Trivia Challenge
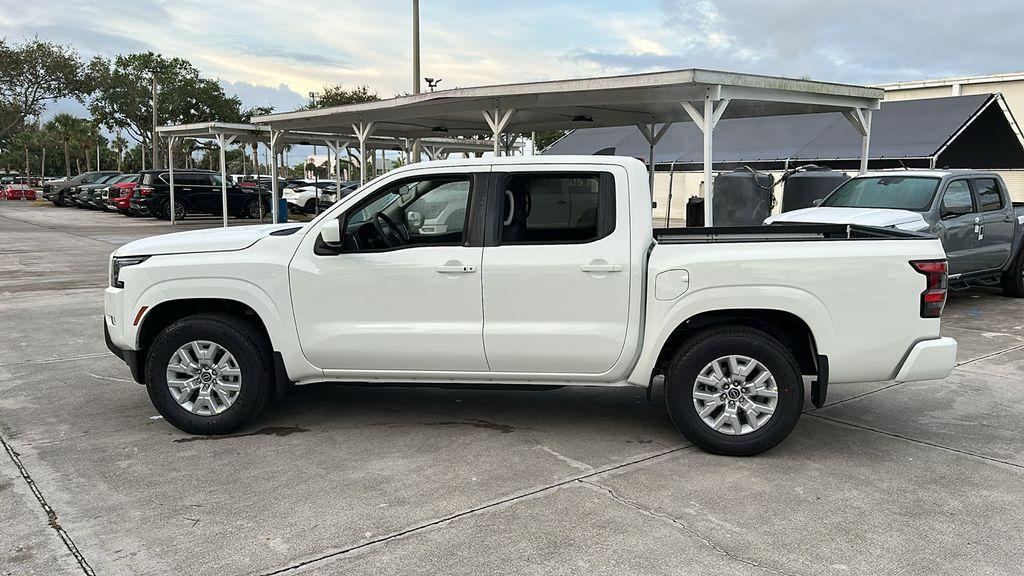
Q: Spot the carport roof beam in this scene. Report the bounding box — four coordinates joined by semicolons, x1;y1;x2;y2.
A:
251;68;883;139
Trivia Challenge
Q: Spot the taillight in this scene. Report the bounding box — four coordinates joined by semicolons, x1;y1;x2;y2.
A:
911;260;948;318
139;186;154;196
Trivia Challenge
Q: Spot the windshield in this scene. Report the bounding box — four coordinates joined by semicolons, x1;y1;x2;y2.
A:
821;176;940;211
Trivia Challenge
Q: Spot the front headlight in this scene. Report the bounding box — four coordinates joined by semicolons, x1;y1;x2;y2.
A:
110;256;150;288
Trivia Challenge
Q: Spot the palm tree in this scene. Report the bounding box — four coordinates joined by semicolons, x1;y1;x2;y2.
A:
46;113;89;178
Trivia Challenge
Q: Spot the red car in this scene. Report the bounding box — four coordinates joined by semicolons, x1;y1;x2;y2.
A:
107;181;139;215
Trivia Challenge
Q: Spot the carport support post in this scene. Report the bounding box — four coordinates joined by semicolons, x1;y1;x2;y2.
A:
636;122;672;199
682;96;730;227
167;136;178;226
483;107;516;157
216;133;237;228
843;108;873;174
353;121;377;185
269;129;286;223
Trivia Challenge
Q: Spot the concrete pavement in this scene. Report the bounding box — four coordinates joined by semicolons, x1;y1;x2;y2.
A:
1;201;1022;575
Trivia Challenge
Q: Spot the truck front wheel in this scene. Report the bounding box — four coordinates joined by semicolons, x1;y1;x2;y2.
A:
1000;249;1024;297
145;313;273;435
664;325;804;456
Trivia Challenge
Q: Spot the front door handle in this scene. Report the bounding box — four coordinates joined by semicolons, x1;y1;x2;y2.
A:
581;263;623;273
436;261;477;274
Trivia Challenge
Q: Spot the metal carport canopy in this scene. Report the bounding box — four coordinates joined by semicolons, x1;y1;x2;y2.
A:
252;68;883;225
156;122;495;226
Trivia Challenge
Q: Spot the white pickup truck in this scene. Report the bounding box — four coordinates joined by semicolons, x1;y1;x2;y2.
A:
105;156;957;455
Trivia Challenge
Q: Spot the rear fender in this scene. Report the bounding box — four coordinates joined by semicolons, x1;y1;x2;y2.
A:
628;285;836;386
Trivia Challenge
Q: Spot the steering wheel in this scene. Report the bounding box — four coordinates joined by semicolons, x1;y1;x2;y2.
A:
373;211;409;247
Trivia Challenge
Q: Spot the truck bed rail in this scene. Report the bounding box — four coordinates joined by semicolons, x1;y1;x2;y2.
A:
654;224;931;244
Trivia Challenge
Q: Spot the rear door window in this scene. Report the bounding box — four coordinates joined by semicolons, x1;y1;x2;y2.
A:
973;178;1004;212
499;173;614;244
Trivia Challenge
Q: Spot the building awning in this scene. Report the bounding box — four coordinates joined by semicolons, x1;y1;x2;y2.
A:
544;93;1024;170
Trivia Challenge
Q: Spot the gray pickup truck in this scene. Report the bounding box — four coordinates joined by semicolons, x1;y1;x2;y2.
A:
767;170;1024;296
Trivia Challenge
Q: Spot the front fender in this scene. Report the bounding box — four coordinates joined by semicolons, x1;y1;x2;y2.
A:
627;285;836;385
129;277;320;382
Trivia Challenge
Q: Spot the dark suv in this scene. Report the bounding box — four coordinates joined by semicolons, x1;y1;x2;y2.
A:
132;170;270;220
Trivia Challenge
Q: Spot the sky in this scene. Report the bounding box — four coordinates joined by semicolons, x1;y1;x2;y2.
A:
3;0;1024;122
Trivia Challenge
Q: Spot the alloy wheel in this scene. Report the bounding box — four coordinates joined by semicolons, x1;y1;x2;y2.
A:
165;340;242;416
691;354;778;435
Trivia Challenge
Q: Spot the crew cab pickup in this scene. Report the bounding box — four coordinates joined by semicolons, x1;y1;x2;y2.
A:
767;170;1024;296
105;156;957;455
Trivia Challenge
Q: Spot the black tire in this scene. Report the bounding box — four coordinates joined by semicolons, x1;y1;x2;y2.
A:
245;199;262;219
160;199;187;220
664;325;804;456
145;313;273;435
304;199;317;214
1000;249;1024;297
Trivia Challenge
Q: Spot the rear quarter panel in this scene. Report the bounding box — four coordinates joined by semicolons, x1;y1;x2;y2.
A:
631;237;946;385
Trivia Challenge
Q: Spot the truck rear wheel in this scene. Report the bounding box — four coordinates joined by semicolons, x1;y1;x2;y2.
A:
1000;249;1024;297
664;325;804;456
145;313;272;435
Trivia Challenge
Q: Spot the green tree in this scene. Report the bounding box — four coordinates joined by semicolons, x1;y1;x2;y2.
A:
46;113;90;178
533;130;567;152
88;52;243;167
305;85;379;109
0;37;93;142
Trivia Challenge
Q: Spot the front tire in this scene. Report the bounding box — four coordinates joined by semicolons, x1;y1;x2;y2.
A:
1001;249;1024;297
145;313;272;435
664;325;804;456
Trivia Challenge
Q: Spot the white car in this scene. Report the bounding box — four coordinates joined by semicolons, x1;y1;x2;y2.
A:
104;156;956;455
282;182;332;213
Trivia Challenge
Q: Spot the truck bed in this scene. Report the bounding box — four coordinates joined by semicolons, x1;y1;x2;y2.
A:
654;223;929;244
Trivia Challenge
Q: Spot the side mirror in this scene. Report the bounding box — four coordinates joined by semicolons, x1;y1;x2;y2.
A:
319;218;342;245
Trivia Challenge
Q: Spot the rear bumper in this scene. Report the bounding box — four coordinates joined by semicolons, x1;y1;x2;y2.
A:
895;337;957;382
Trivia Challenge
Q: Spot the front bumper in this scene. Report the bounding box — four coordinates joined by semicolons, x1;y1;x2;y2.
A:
104;321;143;383
895;337;957;382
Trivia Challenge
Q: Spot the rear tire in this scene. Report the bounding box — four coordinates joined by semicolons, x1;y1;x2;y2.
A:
304;199;317;214
664;325;804;456
160;200;187;221
245;199;262;219
1001;249;1024;297
145;313;273;435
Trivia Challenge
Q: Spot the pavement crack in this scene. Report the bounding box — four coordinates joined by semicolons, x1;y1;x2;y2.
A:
805;412;1024;470
0;431;95;576
955;343;1024;367
579;480;802;576
258;444;693;575
804;340;1024;413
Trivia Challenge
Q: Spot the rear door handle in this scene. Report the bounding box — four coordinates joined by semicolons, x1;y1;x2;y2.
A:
436;262;477;274
580;263;623;273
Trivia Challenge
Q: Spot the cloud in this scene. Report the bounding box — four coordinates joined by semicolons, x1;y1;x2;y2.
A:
218;80;307;112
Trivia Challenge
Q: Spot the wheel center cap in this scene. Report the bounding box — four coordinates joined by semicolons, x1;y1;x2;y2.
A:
199;372;213;383
727;388;741;399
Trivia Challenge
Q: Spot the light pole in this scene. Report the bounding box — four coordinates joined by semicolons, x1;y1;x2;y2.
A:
411;0;422;163
425;77;442;92
151;72;160;169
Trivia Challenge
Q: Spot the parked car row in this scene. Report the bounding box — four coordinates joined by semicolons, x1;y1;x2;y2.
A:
41;169;274;221
0;176;37;200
